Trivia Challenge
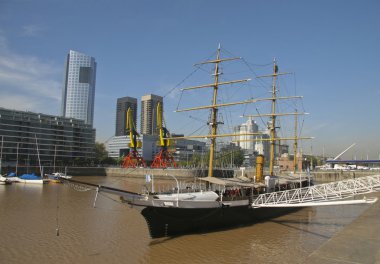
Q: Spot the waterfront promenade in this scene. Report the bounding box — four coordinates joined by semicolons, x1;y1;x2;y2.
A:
307;191;380;264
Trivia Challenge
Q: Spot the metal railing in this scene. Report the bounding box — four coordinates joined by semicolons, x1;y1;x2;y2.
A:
252;175;380;207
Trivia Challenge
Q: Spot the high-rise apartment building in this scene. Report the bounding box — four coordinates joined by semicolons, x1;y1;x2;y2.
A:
115;96;138;136
140;94;163;135
234;118;271;165
0;107;95;168
235;118;259;152
61;50;97;125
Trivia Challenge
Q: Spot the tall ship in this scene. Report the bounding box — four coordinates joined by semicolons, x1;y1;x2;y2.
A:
65;46;380;239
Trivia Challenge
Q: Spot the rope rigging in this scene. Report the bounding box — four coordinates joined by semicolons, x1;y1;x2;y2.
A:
56;185;60;236
167;46;311;171
167;50;216;105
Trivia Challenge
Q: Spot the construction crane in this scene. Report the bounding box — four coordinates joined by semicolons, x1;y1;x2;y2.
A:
151;102;177;168
122;107;146;168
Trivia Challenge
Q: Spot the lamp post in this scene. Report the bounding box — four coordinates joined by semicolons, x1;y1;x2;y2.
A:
166;173;179;207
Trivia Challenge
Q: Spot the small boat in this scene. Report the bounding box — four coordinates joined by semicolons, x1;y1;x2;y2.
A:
2;172;47;184
44;172;72;183
45;174;62;183
0;135;48;184
48;172;72;179
0;175;12;185
18;173;48;184
2;173;21;183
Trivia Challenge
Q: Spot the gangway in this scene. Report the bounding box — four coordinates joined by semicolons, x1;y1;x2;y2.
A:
252;175;380;208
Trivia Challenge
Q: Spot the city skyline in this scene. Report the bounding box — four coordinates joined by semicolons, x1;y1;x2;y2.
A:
0;1;379;159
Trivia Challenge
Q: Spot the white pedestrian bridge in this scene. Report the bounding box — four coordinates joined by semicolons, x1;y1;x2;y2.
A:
252;175;380;208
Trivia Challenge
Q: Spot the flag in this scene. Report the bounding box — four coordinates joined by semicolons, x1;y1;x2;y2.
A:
145;174;151;183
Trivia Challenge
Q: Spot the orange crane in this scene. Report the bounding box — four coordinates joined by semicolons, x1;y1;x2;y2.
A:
122;107;146;168
151;102;177;168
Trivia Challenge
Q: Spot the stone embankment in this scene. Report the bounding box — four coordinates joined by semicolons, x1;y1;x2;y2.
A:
66;166;378;182
308;170;379;183
66;167;234;179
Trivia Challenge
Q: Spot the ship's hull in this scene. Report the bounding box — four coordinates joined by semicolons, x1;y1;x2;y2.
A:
140;203;300;238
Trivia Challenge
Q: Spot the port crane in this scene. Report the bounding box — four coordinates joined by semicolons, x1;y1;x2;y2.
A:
122;107;146;168
151;102;177;168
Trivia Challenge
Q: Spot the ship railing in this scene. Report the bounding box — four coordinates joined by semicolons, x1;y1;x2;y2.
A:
252;175;380;207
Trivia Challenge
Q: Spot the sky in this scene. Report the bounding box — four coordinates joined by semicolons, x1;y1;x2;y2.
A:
0;0;379;160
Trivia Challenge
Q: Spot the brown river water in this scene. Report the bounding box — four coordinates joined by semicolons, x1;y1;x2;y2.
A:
0;176;373;264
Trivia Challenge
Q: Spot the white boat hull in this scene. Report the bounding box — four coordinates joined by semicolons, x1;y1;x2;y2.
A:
0;175;46;184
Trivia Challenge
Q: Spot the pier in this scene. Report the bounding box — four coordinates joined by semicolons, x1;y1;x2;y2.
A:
307;191;380;264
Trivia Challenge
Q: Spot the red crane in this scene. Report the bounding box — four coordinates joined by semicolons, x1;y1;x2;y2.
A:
122;107;146;168
151;102;177;168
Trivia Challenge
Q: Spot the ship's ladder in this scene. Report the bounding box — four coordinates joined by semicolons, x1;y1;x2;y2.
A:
252;175;380;208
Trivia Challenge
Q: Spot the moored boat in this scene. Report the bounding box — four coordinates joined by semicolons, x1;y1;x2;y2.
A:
45;172;72;183
1;172;47;184
89;46;315;238
18;173;47;184
0;175;12;185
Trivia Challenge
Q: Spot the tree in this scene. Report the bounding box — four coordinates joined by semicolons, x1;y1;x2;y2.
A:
94;142;109;164
177;148;245;168
215;148;244;168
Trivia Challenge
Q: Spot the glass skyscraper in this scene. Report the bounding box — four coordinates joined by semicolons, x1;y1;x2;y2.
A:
115;96;138;136
61;50;97;125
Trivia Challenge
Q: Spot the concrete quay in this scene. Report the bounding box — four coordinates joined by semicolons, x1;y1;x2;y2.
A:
65;166;379;181
306;192;380;264
66;167;234;178
311;170;380;183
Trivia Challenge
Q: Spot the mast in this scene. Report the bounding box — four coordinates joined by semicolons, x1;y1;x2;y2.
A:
35;134;42;176
293;109;298;173
236;62;312;176
255;59;296;176
269;59;278;176
173;45;247;177
208;45;221;177
169;48;313;180
173;46;286;176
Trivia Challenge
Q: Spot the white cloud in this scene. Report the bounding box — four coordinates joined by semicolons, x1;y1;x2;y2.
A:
0;91;41;111
0;32;61;115
21;24;46;37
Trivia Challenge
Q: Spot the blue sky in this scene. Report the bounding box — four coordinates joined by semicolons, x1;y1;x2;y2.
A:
0;0;379;159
